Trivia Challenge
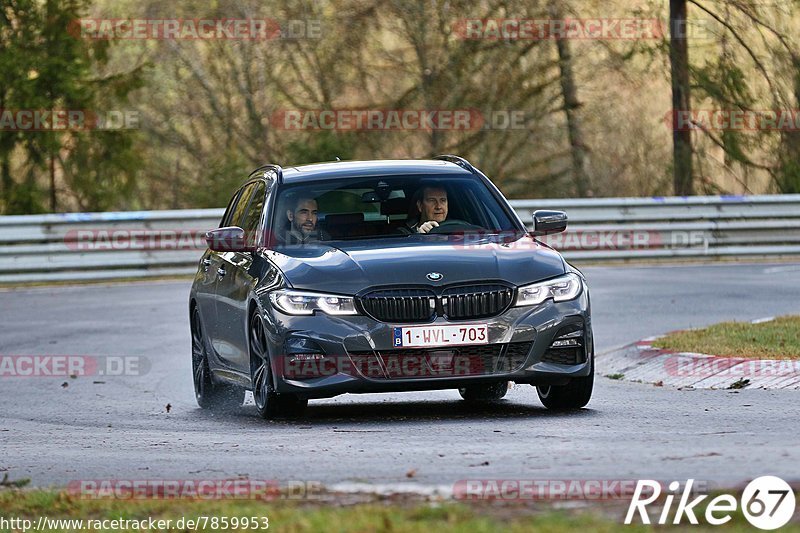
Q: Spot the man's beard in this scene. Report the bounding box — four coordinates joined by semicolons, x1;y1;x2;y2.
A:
298;224;315;235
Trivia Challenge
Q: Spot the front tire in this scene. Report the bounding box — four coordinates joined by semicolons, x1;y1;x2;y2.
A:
191;308;243;411
537;355;594;410
250;313;307;419
458;381;509;401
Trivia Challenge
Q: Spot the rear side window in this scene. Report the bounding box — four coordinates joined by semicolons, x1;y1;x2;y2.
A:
227;183;256;228
242;182;267;247
219;190;241;228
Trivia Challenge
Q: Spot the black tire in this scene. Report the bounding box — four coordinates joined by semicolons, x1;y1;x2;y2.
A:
458;381;509;401
250;313;308;419
537;355;594;410
191;308;243;411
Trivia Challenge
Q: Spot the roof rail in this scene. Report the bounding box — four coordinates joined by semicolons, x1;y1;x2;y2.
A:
248;164;283;184
433;154;477;174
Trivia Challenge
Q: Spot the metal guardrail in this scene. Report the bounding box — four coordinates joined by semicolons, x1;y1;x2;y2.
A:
514;194;800;261
1;195;799;283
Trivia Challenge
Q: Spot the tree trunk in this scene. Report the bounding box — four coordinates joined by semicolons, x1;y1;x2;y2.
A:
0;90;11;210
670;0;694;195
550;2;591;197
776;56;800;193
0;156;10;212
49;153;56;212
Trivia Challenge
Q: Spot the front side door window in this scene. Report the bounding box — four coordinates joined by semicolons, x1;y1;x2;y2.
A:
214;181;265;370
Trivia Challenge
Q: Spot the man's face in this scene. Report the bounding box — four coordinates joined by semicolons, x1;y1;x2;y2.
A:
417;187;448;223
287;199;318;236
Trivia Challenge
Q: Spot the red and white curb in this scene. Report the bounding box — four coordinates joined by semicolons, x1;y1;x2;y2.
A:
598;336;800;390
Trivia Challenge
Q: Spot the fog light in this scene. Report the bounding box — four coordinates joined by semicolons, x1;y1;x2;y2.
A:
289;353;325;362
549;327;584;349
541;324;586;365
551;338;580;348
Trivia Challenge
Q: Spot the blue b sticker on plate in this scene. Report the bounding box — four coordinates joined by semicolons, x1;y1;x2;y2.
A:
393;328;403;347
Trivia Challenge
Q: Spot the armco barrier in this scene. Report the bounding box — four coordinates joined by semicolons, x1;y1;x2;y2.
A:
1;195;799;283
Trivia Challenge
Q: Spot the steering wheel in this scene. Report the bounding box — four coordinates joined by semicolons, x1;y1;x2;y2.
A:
427;219;484;234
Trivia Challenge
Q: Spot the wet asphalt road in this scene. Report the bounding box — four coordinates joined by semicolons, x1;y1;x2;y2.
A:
1;262;799;489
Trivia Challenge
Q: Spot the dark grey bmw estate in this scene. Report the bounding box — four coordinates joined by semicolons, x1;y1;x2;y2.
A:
189;156;593;418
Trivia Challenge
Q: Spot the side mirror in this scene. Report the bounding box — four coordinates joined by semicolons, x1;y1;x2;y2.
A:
205;226;254;252
531;210;568;236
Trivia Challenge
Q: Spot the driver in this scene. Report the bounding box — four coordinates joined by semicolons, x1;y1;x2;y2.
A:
403;185;449;234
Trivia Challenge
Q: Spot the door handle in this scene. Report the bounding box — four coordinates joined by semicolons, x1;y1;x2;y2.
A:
202;258;211;272
217;267;226;279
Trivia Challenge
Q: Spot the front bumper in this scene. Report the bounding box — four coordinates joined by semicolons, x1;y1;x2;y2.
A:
262;291;592;399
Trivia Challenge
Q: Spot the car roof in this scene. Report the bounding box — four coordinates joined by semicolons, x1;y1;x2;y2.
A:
279;159;474;183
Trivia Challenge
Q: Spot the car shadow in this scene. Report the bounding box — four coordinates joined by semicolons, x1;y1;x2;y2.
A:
192;397;597;427
303;400;596;424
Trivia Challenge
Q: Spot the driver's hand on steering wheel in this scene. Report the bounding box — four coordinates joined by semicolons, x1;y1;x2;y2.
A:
417;221;440;234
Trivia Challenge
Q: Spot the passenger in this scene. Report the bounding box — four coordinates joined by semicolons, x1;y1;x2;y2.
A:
283;195;327;244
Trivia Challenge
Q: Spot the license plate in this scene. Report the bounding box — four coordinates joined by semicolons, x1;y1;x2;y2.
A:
393;324;488;348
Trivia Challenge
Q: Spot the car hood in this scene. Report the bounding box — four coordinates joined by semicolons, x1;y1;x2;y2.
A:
263;234;566;294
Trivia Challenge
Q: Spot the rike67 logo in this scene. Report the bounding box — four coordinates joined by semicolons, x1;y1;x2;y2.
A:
626;477;796;530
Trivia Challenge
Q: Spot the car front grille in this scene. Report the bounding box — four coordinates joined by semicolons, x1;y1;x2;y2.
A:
443;284;514;320
359;288;436;323
348;341;532;379
358;284;515;323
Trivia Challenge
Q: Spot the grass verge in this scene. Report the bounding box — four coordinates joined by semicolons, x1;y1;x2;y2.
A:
653;315;800;359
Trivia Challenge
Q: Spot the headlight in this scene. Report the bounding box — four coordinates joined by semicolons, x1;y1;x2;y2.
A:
269;289;359;316
514;273;582;307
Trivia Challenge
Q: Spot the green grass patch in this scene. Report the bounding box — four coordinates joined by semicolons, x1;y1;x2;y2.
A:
1;489;796;532
0;490;614;533
0;474;30;489
605;373;625;380
653;316;800;359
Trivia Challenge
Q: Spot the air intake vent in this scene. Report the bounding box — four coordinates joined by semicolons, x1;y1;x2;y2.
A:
541;323;585;365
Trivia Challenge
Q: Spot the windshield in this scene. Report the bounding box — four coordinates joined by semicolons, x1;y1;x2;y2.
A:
270;174;522;244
